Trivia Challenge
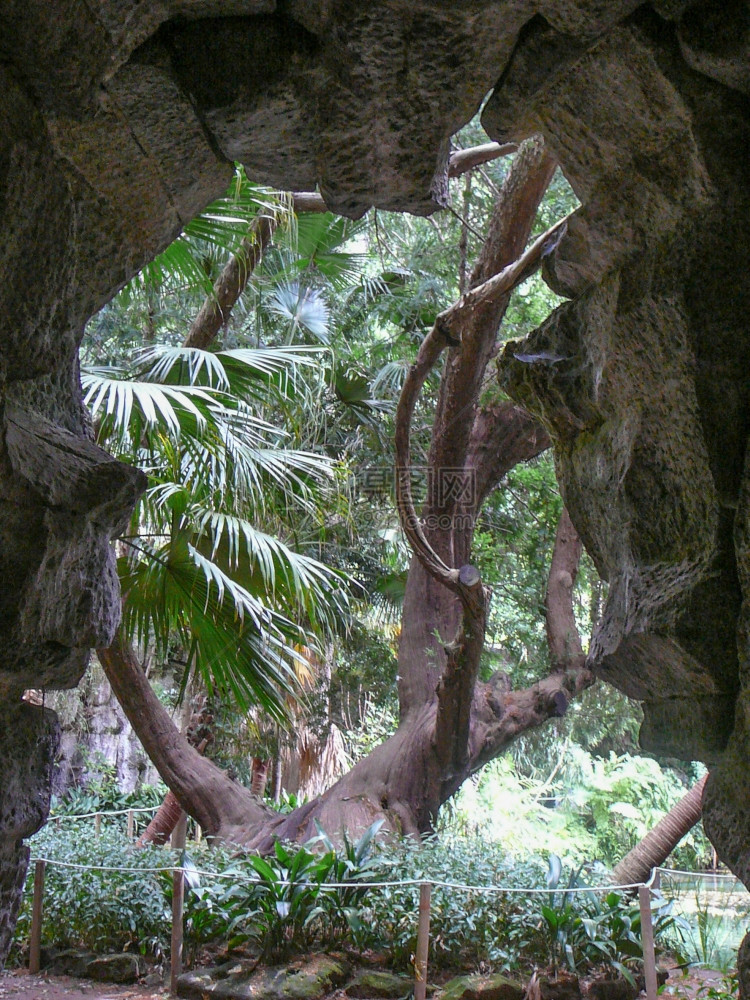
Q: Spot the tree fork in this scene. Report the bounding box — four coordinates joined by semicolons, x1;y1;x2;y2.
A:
97;138;598;847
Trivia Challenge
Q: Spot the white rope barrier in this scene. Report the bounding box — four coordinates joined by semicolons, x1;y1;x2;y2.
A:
656;865;743;881
50;806;159;821
30;857;180;874
35;851;750;899
28;856;657;894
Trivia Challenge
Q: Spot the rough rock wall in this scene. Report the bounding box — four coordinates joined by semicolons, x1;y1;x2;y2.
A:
51;664;162;797
0;704;58;961
493;0;750;910
0;0;749;970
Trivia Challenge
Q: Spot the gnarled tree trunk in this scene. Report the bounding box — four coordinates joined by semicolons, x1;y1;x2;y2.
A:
99;138;596;848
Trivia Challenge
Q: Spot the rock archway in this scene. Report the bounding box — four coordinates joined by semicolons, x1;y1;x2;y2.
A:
0;0;749;969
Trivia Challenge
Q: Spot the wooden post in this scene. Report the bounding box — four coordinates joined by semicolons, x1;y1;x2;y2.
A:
414;882;432;1000
170;811;188;996
29;860;46;974
171;811;187;850
638;884;658;1000
195;824;202;845
126;809;134;840
94;812;102;837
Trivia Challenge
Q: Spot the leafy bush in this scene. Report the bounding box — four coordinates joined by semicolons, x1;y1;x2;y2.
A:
12;819;693;982
532;857;683;983
50;769;167;840
442;750;713;872
361;836;548;971
14;825;174;957
204;821;383;962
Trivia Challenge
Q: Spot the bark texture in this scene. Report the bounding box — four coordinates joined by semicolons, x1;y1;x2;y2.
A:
611;774;708;887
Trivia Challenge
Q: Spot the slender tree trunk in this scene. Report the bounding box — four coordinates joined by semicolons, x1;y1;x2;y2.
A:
137;790;184;847
611;774;708;885
251;758;270;798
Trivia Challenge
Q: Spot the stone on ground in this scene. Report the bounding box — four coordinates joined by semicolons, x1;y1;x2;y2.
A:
346;969;412;998
439;972;524;1000
177;953;350;1000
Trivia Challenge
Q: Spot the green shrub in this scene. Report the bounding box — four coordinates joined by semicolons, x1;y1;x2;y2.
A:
361;836;548;971
15;825;174;956
207;821;383;962
530;857;683;982
12;819;691;981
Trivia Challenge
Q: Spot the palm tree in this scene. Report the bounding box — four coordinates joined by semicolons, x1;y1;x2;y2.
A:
84;342;348;722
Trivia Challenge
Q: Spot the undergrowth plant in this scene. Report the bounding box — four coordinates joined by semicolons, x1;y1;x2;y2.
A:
12;822;704;983
14;825;174;958
184;820;384;962
362;835;547;971
536;856;684;983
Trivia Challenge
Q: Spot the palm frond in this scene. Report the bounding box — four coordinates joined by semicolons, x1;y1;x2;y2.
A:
370;359;410;398
188;507;348;630
119;538;305;721
268;282;330;343
82;367;216;444
133;343;325;399
120;168;292;301
289;213;369;290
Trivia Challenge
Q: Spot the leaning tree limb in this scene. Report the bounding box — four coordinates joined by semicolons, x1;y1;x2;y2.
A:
611;774;708;886
448;142;518;177
546;507;586;672
98;630;274;840
394;213;570;598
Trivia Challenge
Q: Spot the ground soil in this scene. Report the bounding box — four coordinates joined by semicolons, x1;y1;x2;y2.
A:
0;970;168;1000
0;964;731;1000
660;965;733;998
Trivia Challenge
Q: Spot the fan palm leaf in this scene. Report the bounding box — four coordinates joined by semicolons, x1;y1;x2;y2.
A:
86;343;349;721
119;538;304;720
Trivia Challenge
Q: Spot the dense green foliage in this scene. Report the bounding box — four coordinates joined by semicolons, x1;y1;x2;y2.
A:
442;750;712;872
15;826;174;956
16;823;724;976
51;127;725;983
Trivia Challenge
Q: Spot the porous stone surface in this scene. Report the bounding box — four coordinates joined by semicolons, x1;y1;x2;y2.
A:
86;953;143;983
439;972;524;1000
177;954;350;1000
0;0;749;979
493;2;750;913
346;970;412;999
0;704;59;963
51;662;163;796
